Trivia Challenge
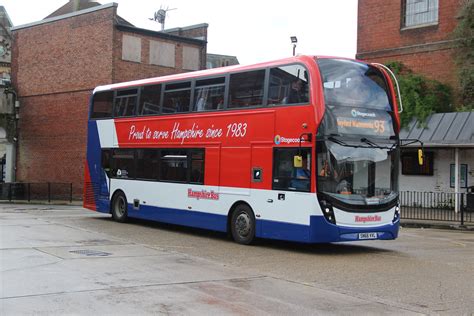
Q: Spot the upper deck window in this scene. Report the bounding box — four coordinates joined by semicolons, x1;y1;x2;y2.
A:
139;84;161;116
114;89;138;117
163;82;191;114
193;77;226;111
228;70;265;108
402;0;438;28
318;59;391;111
91;91;113;119
269;65;309;105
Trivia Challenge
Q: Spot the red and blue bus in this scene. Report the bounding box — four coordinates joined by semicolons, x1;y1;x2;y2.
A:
84;55;401;244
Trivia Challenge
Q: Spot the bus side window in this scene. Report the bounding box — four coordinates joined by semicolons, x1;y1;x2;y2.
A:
91;91;113;119
111;149;135;179
163;82;191;114
273;148;311;192
139;85;161;116
228;70;265;108
101;149;112;177
114;89;138;117
269;65;309;106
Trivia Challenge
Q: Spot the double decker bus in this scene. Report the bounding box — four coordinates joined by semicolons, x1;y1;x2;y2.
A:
84;55;401;244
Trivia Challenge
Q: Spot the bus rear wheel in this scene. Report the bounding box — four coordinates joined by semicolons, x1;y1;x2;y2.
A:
111;191;128;223
230;204;255;245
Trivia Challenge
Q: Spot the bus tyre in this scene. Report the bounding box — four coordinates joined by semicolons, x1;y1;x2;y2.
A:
111;191;128;223
231;204;255;245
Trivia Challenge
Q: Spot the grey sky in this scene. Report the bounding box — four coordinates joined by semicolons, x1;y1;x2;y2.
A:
3;0;358;65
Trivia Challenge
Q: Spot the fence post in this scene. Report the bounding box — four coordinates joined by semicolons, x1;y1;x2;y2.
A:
70;183;73;203
48;182;51;203
8;182;11;202
460;193;464;226
28;183;31;202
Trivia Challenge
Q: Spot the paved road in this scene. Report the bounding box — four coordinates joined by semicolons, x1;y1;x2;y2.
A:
1;204;473;315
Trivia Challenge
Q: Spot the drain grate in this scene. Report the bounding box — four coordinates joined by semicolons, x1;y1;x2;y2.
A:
69;249;112;257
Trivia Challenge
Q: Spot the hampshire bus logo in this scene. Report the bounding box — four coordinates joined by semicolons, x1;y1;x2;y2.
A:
188;189;219;200
355;215;382;223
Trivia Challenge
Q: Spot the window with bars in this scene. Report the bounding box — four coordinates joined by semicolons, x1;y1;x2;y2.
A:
403;0;439;28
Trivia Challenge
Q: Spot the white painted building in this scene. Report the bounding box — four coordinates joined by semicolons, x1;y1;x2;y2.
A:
399;112;474;211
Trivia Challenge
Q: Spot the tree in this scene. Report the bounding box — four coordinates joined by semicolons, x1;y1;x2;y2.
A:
453;0;474;109
385;61;453;127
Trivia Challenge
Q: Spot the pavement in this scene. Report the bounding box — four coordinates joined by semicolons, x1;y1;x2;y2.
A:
0;204;430;315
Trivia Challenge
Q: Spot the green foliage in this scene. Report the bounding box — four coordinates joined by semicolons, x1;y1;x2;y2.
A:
385;61;453;127
453;0;474;108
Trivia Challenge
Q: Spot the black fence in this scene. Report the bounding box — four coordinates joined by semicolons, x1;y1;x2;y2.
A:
0;182;73;203
400;191;474;225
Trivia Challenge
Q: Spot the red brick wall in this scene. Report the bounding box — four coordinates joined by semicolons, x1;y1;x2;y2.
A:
12;5;208;199
12;7;116;198
357;0;463;89
16;91;89;197
112;30;205;83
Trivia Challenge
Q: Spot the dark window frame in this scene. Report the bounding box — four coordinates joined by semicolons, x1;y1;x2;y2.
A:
113;88;139;118
90;63;311;120
272;147;312;192
102;148;205;185
401;151;434;176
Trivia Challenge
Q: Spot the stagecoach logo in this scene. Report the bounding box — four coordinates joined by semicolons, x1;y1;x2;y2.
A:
274;135;300;145
355;215;382;223
188;189;219;200
274;135;281;145
351;109;376;118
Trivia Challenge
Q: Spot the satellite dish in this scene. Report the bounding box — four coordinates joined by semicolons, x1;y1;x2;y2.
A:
149;6;177;31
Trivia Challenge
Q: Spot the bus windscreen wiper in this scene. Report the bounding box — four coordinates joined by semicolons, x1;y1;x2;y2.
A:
360;137;395;150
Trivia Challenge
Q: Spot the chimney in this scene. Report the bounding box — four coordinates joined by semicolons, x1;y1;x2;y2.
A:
72;0;81;12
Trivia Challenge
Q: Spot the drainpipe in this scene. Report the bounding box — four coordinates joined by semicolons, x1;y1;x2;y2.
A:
455;147;460;213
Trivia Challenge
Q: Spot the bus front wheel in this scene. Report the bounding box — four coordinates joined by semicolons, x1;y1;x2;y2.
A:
230;204;255;245
111;191;128;223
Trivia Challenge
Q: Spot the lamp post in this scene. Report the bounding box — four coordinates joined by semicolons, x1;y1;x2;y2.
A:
290;36;298;56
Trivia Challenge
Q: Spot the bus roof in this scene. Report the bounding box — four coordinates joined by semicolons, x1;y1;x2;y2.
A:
93;55;364;94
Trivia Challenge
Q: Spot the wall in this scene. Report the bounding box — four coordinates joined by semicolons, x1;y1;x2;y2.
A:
399;148;474;193
113;29;204;83
357;0;463;89
12;6;116;197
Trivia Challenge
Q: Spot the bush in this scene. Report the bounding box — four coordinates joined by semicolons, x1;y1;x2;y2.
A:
385;61;453;127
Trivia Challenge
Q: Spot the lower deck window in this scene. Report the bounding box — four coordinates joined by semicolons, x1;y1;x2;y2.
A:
273;148;311;192
102;148;204;184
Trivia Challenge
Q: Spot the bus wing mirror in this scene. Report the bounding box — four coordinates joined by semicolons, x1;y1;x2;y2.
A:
294;155;303;168
418;148;424;166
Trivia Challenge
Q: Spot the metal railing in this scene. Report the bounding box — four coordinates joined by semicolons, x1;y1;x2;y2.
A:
0;182;73;203
400;191;473;225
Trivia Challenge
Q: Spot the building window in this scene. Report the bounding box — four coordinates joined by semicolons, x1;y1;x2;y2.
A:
150;41;175;67
183;46;200;70
450;164;468;188
122;35;142;63
403;0;439;28
401;151;434;175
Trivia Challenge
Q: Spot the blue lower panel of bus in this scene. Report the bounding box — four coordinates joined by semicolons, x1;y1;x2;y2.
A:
260;217;399;243
99;202;399;243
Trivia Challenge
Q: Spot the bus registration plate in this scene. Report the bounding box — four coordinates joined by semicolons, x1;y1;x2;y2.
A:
358;232;378;240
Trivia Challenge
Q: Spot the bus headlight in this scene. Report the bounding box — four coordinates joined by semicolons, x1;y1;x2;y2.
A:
393;205;400;222
320;200;336;224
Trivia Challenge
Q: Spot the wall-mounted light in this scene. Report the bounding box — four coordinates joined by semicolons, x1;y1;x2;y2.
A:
290;36;298;56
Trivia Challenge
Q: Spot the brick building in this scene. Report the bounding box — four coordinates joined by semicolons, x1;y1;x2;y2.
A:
12;2;207;198
356;0;464;91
